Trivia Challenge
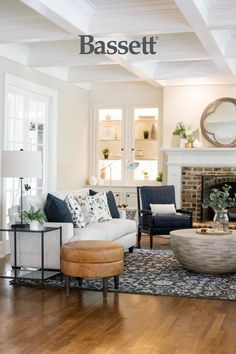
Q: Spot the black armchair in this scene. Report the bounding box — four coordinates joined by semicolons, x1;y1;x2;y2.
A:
137;185;192;248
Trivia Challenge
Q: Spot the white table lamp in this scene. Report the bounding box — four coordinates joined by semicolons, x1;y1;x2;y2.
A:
1;150;42;227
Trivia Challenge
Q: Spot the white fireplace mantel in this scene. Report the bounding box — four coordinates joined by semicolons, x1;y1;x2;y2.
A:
161;148;236;208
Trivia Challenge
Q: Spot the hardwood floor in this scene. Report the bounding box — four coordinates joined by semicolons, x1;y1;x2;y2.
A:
0;236;236;354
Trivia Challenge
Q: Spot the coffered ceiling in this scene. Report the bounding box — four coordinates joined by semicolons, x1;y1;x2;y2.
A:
1;0;236;88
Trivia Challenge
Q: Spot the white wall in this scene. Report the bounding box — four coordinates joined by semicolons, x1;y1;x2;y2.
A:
163;85;236;148
0;55;89;191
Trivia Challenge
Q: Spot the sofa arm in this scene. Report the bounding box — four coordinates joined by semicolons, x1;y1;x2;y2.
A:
43;222;74;243
118;209;126;219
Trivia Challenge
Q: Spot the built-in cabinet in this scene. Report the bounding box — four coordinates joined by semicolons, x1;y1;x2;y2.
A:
89;104;160;208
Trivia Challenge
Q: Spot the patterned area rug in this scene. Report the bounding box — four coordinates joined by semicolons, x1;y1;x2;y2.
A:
12;249;236;300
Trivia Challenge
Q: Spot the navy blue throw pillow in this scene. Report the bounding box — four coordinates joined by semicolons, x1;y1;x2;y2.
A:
44;193;73;223
89;190;120;219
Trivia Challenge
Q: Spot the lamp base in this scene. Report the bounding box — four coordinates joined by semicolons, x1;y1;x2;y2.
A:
11;223;30;229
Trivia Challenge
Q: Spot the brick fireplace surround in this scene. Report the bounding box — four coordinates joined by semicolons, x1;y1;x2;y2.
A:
181;166;236;221
162;148;236;222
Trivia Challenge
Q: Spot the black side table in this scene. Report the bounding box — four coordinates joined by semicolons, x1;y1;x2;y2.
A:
0;226;62;283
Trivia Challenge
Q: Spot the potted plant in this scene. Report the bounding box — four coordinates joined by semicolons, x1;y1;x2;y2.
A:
102;148;110;159
202;184;236;231
156;172;163;183
22;206;45;230
185;125;198;148
173;122;198;148
143;130;149;139
142;170;149;180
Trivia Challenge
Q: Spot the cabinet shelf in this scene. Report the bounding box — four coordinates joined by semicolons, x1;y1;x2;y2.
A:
100;139;121;142
135;118;157;122
135;158;158;161
135;139;157;141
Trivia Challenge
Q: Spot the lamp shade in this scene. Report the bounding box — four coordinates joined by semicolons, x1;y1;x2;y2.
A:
1;150;42;178
126;161;140;170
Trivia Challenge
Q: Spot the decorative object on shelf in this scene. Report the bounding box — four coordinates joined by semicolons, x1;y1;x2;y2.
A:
137;150;143;157
180;138;187;148
156;172;163;183
193;139;202;148
1;149;42;228
172;122;186;139
202;184;236;232
185;125;198;147
102;148;110;159
173;122;198;148
185;142;193;148
142;171;149;180
89;176;98;186
114;131;119;140
150;122;157;139
143;130;149;139
22;206;45;230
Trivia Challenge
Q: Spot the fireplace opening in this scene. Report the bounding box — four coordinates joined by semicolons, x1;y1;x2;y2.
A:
201;175;236;221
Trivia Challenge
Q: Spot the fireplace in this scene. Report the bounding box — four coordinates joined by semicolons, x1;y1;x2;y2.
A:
201;175;236;221
162;147;236;222
181;166;236;222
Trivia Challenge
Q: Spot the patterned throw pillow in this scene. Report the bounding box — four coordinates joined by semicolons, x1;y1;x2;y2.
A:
76;192;112;224
65;195;86;228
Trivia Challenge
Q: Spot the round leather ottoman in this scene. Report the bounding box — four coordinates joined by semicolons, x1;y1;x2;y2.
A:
61;240;124;297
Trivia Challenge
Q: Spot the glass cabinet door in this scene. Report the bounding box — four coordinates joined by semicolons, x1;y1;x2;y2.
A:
98;108;123;184
133;107;159;182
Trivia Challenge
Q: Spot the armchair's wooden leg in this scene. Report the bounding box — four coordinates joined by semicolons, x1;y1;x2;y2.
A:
114;275;119;289
129;246;134;253
138;228;142;248
150;234;153;249
103;277;108;298
65;275;70;296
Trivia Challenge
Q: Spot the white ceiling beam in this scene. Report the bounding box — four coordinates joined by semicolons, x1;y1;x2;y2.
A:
175;0;234;79
67;65;140;83
0;44;29;65
20;0;95;35
27;40;114;67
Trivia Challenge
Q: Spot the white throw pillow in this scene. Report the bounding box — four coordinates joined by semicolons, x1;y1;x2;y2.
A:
76;192;112;224
150;204;176;215
65;195;86;228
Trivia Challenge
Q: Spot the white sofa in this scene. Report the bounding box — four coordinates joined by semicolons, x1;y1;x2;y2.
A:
9;188;136;270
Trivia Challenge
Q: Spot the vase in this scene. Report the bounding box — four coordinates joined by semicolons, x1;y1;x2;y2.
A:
213;210;229;232
30;220;39;230
180;138;187;148
185;142;193;148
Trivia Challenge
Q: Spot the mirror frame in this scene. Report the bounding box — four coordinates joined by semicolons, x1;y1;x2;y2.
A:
200;97;236;147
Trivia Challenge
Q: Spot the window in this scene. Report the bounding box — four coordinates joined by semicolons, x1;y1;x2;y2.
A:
2;74;57;254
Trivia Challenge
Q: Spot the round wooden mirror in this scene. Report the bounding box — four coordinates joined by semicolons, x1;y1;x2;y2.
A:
201;97;236;147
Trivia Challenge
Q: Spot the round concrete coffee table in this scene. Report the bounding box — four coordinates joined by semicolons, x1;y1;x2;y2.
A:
170;228;236;274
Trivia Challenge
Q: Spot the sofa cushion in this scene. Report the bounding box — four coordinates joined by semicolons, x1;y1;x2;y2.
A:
73;219;136;242
153;213;191;228
76;192;112;224
89;190;120;218
150;203;176;215
65;195;86;228
44;193;73;223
